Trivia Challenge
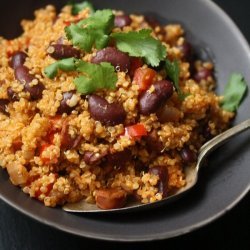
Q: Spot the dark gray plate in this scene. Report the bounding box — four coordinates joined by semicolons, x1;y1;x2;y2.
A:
0;0;249;242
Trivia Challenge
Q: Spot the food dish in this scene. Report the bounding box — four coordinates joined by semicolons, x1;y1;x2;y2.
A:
0;0;249;242
0;1;241;210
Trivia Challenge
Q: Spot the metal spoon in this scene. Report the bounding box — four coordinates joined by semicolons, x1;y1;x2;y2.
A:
63;119;250;213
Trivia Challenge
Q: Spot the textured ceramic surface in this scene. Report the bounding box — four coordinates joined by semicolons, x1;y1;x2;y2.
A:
0;0;249;241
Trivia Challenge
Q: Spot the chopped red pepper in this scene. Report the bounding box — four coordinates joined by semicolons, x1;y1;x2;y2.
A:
133;67;157;91
125;124;147;139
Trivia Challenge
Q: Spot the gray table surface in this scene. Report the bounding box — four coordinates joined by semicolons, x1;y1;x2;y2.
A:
0;0;250;249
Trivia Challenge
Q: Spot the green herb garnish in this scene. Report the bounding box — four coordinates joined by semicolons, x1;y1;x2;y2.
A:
44;58;117;94
111;29;166;67
44;57;78;79
71;1;94;15
74;61;117;94
221;73;248;112
165;59;187;100
65;9;114;52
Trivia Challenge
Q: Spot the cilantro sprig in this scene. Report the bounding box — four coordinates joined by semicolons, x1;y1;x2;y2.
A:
221;73;248;112
165;59;187;100
111;29;167;67
74;61;117;94
44;58;78;79
44;58;117;94
70;1;95;16
65;9;114;52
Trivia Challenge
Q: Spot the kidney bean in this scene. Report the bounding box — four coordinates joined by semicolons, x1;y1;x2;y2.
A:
91;47;130;72
0;99;10;115
14;66;33;83
7;87;19;102
95;188;127;209
10;51;27;69
139;80;173;115
88;94;126;126
177;41;193;62
107;149;132;167
180;146;197;163
83;150;108;165
24;81;45;100
145;130;164;153
114;15;132;28
60;121;82;150
193;68;212;82
57;91;77;115
47;44;81;60
14;66;44;100
149;166;168;197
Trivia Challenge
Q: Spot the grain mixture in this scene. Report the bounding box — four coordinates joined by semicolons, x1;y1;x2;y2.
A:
0;3;234;209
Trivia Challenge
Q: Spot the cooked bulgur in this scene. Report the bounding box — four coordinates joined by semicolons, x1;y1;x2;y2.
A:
0;3;234;209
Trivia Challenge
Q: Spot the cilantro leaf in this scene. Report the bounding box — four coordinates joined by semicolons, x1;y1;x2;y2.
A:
71;1;94;15
44;57;77;79
111;29;167;67
65;9;114;52
74;61;117;94
221;73;248;112
165;59;187;100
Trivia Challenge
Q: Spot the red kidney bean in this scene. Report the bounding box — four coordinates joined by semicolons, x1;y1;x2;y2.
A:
83;150;108;165
145;130;164;153
91;47;130;72
47;44;81;60
10;51;27;69
88;94;126;126
114;15;132;28
57;91;77;115
60;121;82;150
14;66;44;100
177;41;193;62
180;146;197;163
193;68;212;82
95;188;127;209
149;166;168;197
107;149;132;167
7;87;19;102
139;80;173;115
0;99;10;115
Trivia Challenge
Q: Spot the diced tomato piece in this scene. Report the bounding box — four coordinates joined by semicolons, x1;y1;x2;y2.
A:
125;124;147;139
133;67;157;91
64;20;71;26
129;57;143;78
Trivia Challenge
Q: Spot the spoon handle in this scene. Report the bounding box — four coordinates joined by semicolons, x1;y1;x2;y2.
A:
198;119;250;167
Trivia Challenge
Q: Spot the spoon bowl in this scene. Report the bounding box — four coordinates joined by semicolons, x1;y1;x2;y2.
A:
63;119;250;213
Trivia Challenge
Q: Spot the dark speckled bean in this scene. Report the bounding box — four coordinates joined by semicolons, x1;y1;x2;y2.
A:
139;80;173;115
47;44;81;60
88;94;126;126
91;47;130;72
